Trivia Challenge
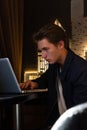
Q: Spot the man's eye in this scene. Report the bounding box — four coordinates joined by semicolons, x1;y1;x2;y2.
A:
45;48;49;51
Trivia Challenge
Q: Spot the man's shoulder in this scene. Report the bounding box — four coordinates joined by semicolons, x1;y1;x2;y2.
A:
68;49;87;65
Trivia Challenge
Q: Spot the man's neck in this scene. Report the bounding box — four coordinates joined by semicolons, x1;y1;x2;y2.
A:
58;49;68;66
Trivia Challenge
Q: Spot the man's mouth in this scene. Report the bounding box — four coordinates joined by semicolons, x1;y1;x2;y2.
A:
46;59;50;62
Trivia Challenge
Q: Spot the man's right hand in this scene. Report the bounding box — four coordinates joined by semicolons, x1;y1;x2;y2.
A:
20;80;39;90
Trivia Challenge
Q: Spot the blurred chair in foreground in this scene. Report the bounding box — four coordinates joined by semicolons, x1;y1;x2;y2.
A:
51;103;87;130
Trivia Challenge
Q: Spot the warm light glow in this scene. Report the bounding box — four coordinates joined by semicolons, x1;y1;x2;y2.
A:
24;70;38;74
85;50;87;60
24;51;49;81
54;19;65;31
24;70;39;81
54;19;62;27
38;51;49;73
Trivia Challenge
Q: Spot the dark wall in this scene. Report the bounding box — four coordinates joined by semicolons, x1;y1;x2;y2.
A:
84;0;87;16
23;0;71;71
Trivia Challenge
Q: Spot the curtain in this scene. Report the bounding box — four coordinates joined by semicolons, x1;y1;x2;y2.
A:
0;0;24;82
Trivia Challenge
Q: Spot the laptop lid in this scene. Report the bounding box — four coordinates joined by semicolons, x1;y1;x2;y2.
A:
0;58;22;93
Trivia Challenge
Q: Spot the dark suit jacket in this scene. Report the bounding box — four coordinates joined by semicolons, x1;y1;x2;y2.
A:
34;49;87;126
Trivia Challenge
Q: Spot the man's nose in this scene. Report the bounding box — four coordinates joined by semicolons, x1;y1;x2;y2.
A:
42;51;46;58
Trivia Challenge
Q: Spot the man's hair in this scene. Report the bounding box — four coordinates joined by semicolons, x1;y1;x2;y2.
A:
33;23;69;49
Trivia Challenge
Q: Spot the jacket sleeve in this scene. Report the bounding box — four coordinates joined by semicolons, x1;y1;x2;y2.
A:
32;68;49;89
72;67;87;105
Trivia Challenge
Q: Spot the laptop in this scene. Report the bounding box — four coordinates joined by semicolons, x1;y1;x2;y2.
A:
0;58;48;94
0;58;22;94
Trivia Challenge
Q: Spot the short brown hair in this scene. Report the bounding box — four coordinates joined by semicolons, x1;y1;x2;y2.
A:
33;23;69;49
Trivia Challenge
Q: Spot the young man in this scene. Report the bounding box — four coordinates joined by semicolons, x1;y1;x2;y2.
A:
20;23;87;129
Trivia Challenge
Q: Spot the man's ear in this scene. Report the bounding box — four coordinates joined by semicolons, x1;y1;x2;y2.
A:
58;40;64;49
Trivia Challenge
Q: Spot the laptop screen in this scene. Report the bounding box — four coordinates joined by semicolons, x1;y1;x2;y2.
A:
0;58;22;93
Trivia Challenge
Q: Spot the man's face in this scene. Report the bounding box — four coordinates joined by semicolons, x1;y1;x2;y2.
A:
37;39;63;64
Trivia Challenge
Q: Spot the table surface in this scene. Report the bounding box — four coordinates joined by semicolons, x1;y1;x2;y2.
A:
0;88;48;104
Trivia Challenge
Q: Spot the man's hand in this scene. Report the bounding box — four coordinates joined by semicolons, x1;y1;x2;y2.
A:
20;80;39;90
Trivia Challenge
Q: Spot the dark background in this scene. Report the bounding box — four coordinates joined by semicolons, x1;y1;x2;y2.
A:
23;0;71;70
0;0;72;82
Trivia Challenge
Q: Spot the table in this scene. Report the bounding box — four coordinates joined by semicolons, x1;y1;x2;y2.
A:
0;93;38;130
0;89;48;130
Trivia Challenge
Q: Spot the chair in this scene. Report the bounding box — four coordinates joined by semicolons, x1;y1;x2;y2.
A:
51;103;87;130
